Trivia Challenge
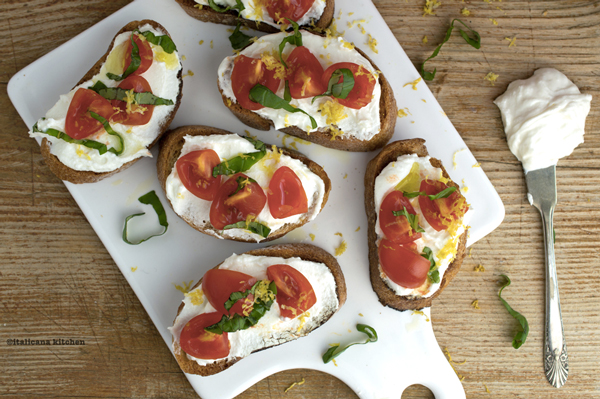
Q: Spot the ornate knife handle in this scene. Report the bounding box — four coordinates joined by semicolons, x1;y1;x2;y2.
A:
539;201;569;388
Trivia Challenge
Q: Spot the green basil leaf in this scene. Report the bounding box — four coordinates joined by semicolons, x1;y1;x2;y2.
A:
32;122;122;156
498;274;529;349
224;280;260;311
278;19;302;68
402;191;425;198
421;19;481;81
230;175;258;196
421;246;440;284
138;30;177;54
229;22;254;50
122;190;169;245
88;112;124;155
107;32;140;81
322;323;378;364
312;68;355;104
284;80;291;102
223;220;271;238
89;85;174;106
249;84;317;129
244;135;267;152
208;0;245;13
403;187;457;200
212;136;267;177
392;207;425;233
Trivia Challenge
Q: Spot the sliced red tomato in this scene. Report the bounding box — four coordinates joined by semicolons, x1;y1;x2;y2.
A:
418;180;469;231
231;55;281;111
65;88;114;140
176;149;222;201
203;269;257;316
267;166;308;219
265;0;315;23
179;312;230;359
124;34;154;76
286;46;326;99
209;173;267;230
110;75;154;125
378;239;430;289
322;62;376;110
379;191;422;244
267;264;316;319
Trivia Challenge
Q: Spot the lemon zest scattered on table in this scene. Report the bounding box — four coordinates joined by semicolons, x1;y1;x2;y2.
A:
444;347;466;381
474;264;485;272
423;0;441;16
422;35;428;44
484;72;499;85
461;7;470;16
471;299;480;309
505;36;517;47
489;18;498;25
284;377;306;393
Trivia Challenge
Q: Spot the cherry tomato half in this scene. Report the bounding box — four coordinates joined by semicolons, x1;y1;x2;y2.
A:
209;173;267;230
65;88;114;140
110;75;154;125
265;0;315;23
286;46;326;99
418;180;469;231
379;191;422;244
231;55;281;111
203;269;258;316
124;34;154;76
267;166;308;219
322;62;376;110
176;149;222;201
378;239;430;289
267;264;317;319
179;312;230;359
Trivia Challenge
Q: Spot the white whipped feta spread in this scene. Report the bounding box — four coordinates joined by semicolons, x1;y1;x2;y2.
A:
169;253;339;366
193;0;326;29
374;154;470;298
30;24;182;173
494;68;592;172
218;31;382;141
165;134;326;242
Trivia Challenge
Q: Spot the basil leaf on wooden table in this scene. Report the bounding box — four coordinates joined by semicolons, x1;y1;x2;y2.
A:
498;274;529;349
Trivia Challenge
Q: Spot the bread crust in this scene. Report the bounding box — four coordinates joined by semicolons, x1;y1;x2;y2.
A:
174;0;334;33
156;125;331;242
172;243;346;376
218;33;397;152
39;20;183;184
364;139;468;311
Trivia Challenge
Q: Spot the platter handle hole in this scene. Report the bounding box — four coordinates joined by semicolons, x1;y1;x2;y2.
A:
401;384;434;399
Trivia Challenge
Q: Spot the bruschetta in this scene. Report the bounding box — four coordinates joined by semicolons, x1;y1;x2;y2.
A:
157;125;331;242
217;29;397;152
174;0;334;33
364;139;470;310
29;20;183;184
169;243;346;376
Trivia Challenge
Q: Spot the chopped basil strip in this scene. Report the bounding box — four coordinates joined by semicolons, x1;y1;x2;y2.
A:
312;68;355;104
421;19;481;81
322;324;378;364
122;190;169;245
138;30;177;54
223;220;271;238
32;122;122;156
421;247;439;284
498;274;529;349
107;32;140;81
249;84;317;129
89;80;108;92
278;19;302;68
229;22;254;50
403;186;457;200
205;281;277;334
392;207;425;233
230;176;258;196
90;86;174;106
224;280;261;312
212;137;267;176
88;112;124;155
208;0;245;13
284;80;292;102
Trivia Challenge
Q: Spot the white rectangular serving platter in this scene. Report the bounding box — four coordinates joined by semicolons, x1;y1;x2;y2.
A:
8;0;504;398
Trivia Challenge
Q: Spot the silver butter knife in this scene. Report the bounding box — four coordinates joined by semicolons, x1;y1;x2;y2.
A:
525;165;569;388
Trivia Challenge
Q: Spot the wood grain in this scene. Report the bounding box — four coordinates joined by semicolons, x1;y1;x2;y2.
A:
1;0;599;398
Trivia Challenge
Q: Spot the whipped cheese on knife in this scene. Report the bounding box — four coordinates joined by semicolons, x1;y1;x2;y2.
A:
30;23;182;174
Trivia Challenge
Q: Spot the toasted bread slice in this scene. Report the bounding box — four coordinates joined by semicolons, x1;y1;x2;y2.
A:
174;0;334;33
39;20;183;184
172;243;347;376
157;125;331;242
218;35;397;152
364;139;468;311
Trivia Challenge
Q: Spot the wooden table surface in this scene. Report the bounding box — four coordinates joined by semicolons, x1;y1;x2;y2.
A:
1;0;599;398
